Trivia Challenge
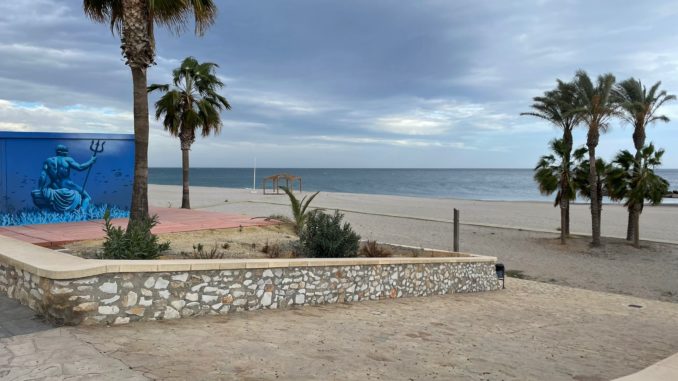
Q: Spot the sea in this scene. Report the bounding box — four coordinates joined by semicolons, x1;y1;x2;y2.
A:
149;168;678;203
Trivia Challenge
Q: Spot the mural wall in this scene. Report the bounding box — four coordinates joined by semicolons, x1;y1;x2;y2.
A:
0;132;134;225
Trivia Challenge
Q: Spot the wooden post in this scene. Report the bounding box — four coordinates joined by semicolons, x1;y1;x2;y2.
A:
453;208;460;252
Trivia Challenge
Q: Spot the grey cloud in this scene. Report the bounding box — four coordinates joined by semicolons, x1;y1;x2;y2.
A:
0;0;677;167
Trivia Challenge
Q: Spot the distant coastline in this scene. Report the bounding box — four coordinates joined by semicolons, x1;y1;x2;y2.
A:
149;167;678;203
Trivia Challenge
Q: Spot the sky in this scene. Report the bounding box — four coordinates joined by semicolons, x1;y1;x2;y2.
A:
1;0;677;168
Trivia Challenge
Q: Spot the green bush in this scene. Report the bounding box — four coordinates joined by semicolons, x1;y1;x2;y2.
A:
300;210;360;258
101;210;170;260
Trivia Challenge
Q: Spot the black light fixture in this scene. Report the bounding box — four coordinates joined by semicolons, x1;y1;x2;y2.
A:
495;263;505;289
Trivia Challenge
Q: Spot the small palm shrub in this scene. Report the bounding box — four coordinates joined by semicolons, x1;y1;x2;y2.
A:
359;240;392;257
300;210;360;258
280;186;320;234
101;210;170;260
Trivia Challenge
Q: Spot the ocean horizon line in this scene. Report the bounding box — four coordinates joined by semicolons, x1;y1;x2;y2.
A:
150;166;678;170
148;167;678;203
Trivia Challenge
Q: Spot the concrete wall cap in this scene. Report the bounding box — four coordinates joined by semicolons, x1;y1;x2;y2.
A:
0;235;497;280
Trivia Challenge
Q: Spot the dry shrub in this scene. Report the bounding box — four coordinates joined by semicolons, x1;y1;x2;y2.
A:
261;241;285;258
359;240;392;258
182;242;224;259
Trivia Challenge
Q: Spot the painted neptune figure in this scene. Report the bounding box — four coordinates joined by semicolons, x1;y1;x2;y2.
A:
31;144;97;212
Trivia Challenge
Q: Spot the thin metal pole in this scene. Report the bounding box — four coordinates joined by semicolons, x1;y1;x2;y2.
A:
453;208;460;252
252;157;256;192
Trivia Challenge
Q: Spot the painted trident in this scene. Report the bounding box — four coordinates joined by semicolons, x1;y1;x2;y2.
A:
81;140;105;197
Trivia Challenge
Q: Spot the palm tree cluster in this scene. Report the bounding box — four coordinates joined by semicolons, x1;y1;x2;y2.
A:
523;70;674;248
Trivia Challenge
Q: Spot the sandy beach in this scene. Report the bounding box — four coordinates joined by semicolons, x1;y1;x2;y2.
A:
150;185;678;303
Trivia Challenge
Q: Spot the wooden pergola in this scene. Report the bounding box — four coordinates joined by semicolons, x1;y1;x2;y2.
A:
262;173;302;195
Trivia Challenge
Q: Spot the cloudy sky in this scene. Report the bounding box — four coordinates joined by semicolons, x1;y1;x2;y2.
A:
1;0;677;168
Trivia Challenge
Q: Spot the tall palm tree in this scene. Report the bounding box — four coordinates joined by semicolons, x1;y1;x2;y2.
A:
607;144;669;248
573;147;609;236
148;57;231;209
83;0;218;223
533;138;578;244
613;79;675;241
522;80;580;240
573;70;618;246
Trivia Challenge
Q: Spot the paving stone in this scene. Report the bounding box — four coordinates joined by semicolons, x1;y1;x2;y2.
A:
0;294;52;338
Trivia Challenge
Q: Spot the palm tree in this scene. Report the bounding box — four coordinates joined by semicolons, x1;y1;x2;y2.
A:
522;80;580;240
148;57;231;209
533;138;578;244
613;79;675;241
83;0;218;222
607;144;669;248
280;186;320;235
573;70;618;246
573;146;609;236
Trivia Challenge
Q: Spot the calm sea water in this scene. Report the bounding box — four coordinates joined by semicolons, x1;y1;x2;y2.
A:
149;168;678;202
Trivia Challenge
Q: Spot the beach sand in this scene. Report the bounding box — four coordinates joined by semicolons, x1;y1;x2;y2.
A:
150;185;678;303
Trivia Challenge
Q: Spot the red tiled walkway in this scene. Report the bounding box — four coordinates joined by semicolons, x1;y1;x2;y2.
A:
0;208;278;247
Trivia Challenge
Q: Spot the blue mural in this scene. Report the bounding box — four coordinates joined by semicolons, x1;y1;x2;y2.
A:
0;132;134;226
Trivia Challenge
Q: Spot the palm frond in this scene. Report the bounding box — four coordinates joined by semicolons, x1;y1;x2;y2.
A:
147;83;170;93
280;186;319;234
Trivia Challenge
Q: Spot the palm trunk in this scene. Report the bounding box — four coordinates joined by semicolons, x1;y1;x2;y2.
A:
129;67;150;223
627;126;646;241
588;130;601;247
559;202;567;244
597;180;603;238
632;203;642;248
121;0;154;226
181;140;191;209
561;127;573;240
565;205;570;236
626;210;634;241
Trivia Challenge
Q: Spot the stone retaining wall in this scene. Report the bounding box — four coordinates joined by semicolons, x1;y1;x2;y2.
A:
0;260;499;325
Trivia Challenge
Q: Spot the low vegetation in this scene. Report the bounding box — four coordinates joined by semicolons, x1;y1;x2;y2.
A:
100;211;170;260
261;240;282;258
182;242;225;259
300;210;361;258
267;214;292;224
359;240;393;257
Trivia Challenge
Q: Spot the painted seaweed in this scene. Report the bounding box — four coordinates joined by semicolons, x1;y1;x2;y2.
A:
0;204;129;227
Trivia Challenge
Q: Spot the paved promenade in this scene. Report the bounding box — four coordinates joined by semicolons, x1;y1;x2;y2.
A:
1;279;677;380
0;296;51;340
0;207;276;247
